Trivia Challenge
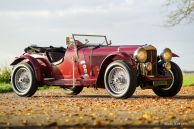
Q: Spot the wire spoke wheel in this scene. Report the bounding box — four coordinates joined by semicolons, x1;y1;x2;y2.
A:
108;67;129;94
15;68;32;92
11;63;37;97
104;60;136;99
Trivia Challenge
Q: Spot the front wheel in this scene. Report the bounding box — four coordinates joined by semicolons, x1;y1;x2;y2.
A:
62;86;83;95
104;60;137;99
11;63;38;97
153;61;183;97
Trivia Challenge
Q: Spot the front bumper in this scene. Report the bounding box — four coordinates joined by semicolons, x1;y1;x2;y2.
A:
140;75;172;89
142;75;172;81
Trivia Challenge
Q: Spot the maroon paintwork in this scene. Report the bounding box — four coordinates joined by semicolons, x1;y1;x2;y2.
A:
11;35;176;89
11;45;141;87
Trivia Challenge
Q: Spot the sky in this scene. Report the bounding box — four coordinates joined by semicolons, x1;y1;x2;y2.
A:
0;0;194;71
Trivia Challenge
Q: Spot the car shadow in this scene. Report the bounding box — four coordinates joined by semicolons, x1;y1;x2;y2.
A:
32;94;111;98
3;124;194;129
132;95;194;99
33;94;194;100
67;94;111;98
165;95;194;100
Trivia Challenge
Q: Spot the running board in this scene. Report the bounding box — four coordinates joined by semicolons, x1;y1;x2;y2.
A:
44;78;56;81
43;78;96;86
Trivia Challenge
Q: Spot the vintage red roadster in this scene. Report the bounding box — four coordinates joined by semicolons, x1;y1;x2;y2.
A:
10;34;183;99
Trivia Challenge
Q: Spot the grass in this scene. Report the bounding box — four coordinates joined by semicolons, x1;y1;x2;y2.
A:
0;82;60;93
0;82;12;93
183;74;194;86
38;86;60;90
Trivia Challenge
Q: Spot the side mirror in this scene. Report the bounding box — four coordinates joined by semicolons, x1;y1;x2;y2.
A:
107;40;112;46
66;37;71;46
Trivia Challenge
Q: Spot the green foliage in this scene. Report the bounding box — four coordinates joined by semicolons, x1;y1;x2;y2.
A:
166;0;194;26
0;67;11;83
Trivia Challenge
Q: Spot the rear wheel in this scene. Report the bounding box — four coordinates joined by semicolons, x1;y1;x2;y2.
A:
104;60;137;99
11;63;37;97
62;86;83;95
153;61;183;97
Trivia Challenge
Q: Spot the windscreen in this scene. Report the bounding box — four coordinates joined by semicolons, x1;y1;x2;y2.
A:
73;34;107;46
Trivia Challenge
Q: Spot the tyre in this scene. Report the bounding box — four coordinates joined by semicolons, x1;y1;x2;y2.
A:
153;61;183;97
104;60;137;99
62;86;83;95
11;63;38;97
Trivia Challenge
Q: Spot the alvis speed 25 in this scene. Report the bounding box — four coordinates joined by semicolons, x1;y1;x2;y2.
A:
10;34;183;99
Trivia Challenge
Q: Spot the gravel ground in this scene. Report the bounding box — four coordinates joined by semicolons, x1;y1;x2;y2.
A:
0;87;194;128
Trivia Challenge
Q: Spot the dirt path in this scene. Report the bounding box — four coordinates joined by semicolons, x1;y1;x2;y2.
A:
0;87;194;128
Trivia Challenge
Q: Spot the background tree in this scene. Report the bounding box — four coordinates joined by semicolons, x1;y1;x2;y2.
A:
166;0;194;26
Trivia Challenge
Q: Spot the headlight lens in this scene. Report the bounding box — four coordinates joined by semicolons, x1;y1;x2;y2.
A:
134;47;147;63
145;62;152;71
161;48;172;62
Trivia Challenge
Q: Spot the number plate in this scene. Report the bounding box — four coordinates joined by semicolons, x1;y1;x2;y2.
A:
153;80;168;86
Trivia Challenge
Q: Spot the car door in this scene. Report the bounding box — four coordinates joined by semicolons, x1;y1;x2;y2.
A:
77;47;92;79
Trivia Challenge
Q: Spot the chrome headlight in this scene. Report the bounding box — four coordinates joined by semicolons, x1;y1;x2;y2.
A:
134;47;147;63
160;48;172;62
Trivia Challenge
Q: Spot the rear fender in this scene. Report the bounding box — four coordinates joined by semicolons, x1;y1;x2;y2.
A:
10;55;42;81
96;52;135;88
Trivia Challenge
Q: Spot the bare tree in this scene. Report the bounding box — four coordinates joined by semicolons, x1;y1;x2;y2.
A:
166;0;194;26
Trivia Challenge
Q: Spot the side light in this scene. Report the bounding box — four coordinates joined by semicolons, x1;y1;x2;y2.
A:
145;62;152;71
164;62;171;71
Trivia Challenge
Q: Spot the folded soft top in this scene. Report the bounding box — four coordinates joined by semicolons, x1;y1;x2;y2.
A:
24;45;66;53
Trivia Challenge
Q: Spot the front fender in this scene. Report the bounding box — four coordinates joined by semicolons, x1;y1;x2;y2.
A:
96;51;135;88
172;52;179;57
10;55;42;81
100;51;135;69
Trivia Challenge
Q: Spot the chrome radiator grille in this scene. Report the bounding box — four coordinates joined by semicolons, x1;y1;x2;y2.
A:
146;50;157;76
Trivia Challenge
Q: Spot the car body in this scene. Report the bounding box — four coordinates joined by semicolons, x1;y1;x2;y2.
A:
10;34;183;98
